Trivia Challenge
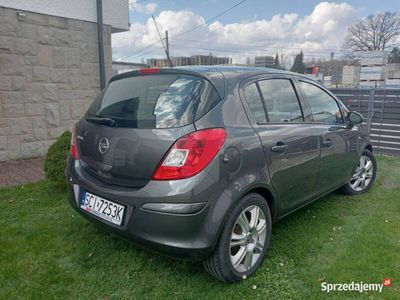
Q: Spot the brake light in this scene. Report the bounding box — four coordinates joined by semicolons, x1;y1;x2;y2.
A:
70;127;80;160
139;68;160;75
152;128;226;180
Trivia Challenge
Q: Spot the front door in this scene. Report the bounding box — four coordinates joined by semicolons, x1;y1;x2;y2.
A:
297;80;359;192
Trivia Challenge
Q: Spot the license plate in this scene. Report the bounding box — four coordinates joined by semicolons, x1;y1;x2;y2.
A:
80;192;125;226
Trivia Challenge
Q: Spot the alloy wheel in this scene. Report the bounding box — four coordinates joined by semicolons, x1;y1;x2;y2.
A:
229;205;267;273
349;155;374;192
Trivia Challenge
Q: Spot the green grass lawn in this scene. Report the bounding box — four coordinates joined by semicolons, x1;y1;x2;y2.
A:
0;155;399;299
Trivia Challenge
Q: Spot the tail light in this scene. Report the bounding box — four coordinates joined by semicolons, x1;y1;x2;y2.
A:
70;127;80;160
152;128;226;180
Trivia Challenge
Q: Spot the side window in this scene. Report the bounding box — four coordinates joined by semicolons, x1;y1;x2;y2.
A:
299;81;344;124
244;83;267;124
258;79;303;123
259;79;303;123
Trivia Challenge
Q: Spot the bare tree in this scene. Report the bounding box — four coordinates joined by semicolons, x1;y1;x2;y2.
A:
279;53;290;70
344;12;400;51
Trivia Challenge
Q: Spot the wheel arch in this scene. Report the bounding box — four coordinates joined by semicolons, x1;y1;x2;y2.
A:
365;144;373;152
242;186;278;223
208;182;278;255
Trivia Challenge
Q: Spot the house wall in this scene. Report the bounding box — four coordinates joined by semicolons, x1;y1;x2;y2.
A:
0;0;129;32
0;7;112;161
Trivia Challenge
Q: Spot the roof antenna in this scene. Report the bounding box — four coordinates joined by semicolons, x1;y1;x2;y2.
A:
151;15;174;68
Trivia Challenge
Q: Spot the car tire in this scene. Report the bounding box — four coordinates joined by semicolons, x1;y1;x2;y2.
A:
340;149;377;195
203;193;272;283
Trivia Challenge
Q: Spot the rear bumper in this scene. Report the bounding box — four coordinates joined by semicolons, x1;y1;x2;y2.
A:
66;157;228;260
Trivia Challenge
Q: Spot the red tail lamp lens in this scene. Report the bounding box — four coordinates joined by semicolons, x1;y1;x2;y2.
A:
70;127;80;160
152;128;227;180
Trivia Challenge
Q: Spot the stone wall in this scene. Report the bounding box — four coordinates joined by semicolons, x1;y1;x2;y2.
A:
0;7;112;161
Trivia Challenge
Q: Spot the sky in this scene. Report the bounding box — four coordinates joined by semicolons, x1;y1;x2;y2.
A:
112;0;400;65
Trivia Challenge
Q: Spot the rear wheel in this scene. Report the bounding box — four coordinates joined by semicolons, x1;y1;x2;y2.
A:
340;149;377;195
203;193;272;283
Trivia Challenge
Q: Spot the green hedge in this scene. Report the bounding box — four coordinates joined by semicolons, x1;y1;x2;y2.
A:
44;131;71;186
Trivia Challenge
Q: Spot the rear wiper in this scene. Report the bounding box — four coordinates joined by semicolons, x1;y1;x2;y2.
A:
86;116;116;126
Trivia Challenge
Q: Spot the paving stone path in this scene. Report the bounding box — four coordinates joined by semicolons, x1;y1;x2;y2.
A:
0;157;44;188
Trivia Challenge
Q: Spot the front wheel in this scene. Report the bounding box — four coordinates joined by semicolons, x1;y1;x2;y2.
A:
340;149;377;195
203;193;272;283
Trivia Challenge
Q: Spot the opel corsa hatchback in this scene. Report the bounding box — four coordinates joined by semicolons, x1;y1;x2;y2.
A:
66;66;377;282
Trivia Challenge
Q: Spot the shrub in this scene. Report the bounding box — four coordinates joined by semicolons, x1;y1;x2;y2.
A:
44;130;71;186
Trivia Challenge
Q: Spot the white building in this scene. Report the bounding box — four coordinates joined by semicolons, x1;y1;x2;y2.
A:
0;0;129;161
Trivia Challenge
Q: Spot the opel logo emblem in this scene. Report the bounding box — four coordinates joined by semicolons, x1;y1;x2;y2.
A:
98;137;110;154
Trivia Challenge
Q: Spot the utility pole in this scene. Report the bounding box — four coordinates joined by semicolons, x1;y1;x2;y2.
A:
165;30;170;60
329;51;338;86
151;15;174;67
96;0;106;90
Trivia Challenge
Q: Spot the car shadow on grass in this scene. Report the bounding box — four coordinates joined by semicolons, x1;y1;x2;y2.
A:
83;189;355;285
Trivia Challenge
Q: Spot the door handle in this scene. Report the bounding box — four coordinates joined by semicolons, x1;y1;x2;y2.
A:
271;143;288;153
322;139;333;147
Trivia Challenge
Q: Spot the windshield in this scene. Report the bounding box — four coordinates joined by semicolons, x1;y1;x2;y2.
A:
86;74;220;128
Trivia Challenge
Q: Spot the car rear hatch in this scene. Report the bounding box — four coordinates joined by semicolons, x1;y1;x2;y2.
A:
75;69;223;188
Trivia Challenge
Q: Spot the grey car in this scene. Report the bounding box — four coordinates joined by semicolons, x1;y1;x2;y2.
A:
66;66;377;283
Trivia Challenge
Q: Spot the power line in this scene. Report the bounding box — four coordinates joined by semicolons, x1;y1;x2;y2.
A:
118;0;250;61
117;41;161;61
130;0;149;4
117;0;352;61
170;43;348;59
118;1;174;60
132;0;186;3
171;0;249;38
116;42;349;62
120;46;165;61
172;37;353;53
151;15;174;66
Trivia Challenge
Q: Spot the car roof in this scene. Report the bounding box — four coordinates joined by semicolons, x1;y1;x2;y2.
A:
174;65;313;81
175;66;321;95
175;65;282;75
109;65;319;99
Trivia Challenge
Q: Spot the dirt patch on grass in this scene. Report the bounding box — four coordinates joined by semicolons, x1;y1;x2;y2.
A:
380;180;400;190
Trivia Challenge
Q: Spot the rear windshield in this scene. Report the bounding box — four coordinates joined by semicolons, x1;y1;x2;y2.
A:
86;74;221;128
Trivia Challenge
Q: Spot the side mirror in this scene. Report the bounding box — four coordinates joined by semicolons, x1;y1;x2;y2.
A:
347;111;363;128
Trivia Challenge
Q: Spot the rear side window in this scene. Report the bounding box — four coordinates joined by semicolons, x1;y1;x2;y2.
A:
299;81;343;124
86;75;220;128
258;79;303;123
244;83;267;124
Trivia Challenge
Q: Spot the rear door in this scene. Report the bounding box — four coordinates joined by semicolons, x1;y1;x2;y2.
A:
297;80;359;192
76;72;221;188
241;76;320;214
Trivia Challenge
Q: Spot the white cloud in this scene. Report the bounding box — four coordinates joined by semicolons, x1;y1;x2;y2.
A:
143;10;207;45
294;2;355;43
113;2;359;64
129;0;158;14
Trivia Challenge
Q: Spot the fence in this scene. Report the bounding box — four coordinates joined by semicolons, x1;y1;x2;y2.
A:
331;88;400;156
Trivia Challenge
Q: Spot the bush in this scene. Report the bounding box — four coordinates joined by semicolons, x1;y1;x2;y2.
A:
44;130;71;186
